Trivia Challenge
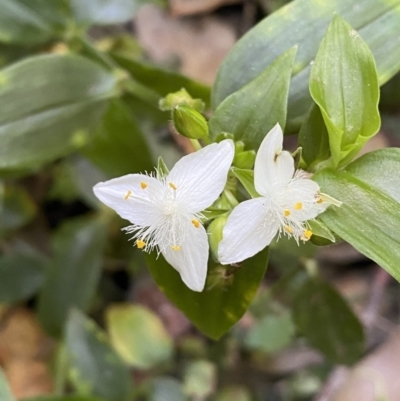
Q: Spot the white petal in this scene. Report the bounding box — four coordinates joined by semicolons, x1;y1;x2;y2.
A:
254;124;294;196
167;139;234;213
162;220;209;292
93;174;163;226
218;198;279;264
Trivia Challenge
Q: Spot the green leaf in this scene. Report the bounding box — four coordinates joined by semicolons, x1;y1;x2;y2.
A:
0;185;36;232
0;367;15;401
308;219;336;244
212;0;400;132
81;99;153;177
106;304;173;369
22;396;104;401
216;386;252;401
313;149;400;281
145;248;268;339
310;15;380;167
0;254;46;303
183;360;216;399
298;103;330;170
37;217;107;337
112;54;211;106
245;311;295;353
293;278;364;365
149;377;185;401
209;47;296;150
0;54;117;170
231;168;259;199
65;309;133;401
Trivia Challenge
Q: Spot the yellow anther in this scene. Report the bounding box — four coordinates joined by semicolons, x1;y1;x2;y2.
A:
124;190;131;200
285;225;293;233
171;245;181;251
136;239;146;249
294;202;303;210
316;197;323;204
140;182;147;189
284;209;291;217
191;219;200;228
169;182;177;190
304;230;312;240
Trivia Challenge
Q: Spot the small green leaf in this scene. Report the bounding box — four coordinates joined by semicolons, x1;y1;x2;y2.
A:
0;367;15;401
145;248;268;339
310;15;380;167
231;168;259;199
65;309;133;401
245;311;295;353
0;254;46;303
209;47;296;150
37;217;107;337
313;148;400;282
106;304;173;370
293;278;364;365
149;377;185;401
0;54;117;170
156;156;169;179
183;360;216;399
308;219;336;244
0;185;36;232
81;99;153;176
298;103;330;170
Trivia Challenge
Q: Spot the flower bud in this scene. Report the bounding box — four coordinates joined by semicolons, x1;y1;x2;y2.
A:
234;150;256;169
159;88;205;112
207;214;228;261
172;104;209;140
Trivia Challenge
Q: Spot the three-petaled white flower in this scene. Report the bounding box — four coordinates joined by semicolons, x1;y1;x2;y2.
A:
93;140;234;292
218;124;341;265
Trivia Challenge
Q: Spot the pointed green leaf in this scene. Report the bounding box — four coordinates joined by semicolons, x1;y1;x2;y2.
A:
212;0;400;132
231;168;259;199
313;148;400;282
0;54;117;170
38;217;107;337
145;249;268;339
209;47;296;150
81;99;153;176
106;304;173;369
65;310;133;401
310;15;380;167
293;278;364;365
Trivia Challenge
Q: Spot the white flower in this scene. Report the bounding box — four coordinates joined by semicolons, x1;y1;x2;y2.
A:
93;140;234;292
218;124;341;265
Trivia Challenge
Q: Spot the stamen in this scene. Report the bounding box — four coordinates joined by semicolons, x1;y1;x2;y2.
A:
285;225;293;233
316;197;323;204
124;190;131;200
136;239;146;249
171;245;181;251
304;230;312;240
294;202;303;210
284;209;291;217
140;182;147;189
169;182;177;190
191;219;200;228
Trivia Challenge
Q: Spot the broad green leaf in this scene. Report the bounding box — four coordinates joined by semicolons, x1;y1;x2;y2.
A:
209;47;296;150
310;15;380;167
0;367;14;401
313;149;400;281
81;99;153;177
37;217;107;337
65;310;133;401
245;311;295;353
212;0;400;132
293;278;364;364
0;185;36;232
231;168;259;199
149;377;185;401
0;254;46;303
145;248;268;339
298;103;330;170
112;54;211;106
183;360;216;399
0;54;117;170
22;397;104;401
106;304;173;369
0;0;53;45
